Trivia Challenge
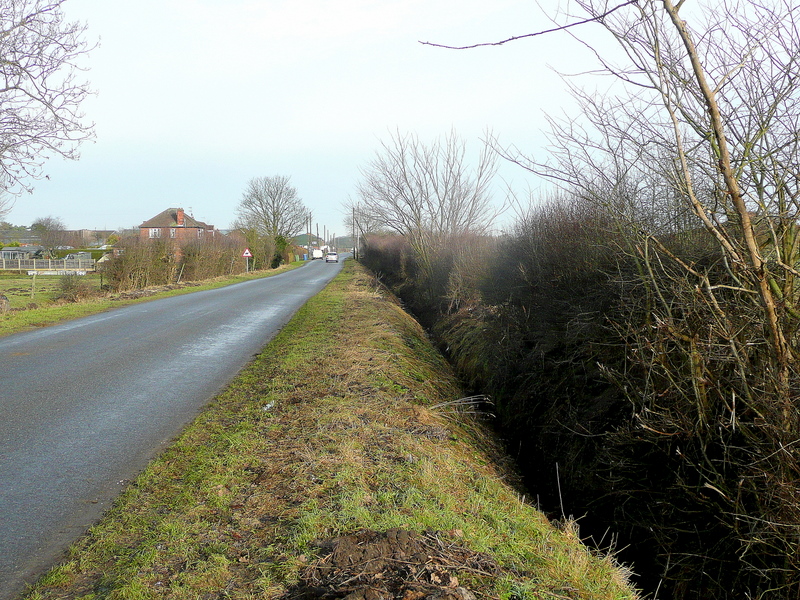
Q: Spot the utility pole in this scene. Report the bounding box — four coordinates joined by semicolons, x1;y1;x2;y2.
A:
307;212;313;259
352;204;360;261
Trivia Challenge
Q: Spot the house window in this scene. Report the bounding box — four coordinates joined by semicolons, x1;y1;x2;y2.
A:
170;228;176;238
149;228;162;238
197;228;203;238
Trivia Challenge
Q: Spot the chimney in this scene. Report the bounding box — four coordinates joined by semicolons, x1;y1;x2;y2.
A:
176;207;185;226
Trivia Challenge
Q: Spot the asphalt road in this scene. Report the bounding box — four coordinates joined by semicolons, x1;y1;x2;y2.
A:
0;257;344;599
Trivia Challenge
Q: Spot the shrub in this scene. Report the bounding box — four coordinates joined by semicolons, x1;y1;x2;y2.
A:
54;274;96;302
361;191;800;597
179;236;245;281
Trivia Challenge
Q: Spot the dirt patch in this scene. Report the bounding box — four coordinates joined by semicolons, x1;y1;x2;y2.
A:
286;529;502;600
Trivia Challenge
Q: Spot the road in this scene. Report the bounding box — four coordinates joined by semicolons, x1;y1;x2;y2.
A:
0;258;344;599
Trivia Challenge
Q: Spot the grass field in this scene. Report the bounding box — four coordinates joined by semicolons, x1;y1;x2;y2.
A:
0;273;103;309
23;261;639;600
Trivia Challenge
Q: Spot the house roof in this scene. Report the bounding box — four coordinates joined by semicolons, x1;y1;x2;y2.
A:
139;208;212;229
1;245;45;253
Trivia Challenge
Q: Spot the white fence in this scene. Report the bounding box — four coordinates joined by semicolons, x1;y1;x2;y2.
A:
0;258;97;272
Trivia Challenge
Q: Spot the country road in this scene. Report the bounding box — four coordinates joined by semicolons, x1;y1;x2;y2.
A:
0;258;344;599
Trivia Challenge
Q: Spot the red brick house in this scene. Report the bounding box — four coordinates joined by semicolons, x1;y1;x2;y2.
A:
138;208;216;241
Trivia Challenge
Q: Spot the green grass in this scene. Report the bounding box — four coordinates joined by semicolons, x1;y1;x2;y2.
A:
22;262;639;600
0;272;95;308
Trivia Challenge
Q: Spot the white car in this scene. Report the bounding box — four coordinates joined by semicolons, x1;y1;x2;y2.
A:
325;252;339;263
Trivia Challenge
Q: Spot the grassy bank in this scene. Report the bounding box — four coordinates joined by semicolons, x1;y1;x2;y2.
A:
24;261;638;600
0;262;303;337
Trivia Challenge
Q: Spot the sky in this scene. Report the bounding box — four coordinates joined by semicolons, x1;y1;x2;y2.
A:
5;0;606;237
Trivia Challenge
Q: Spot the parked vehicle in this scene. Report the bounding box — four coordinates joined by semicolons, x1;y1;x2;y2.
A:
325;252;339;263
311;249;324;260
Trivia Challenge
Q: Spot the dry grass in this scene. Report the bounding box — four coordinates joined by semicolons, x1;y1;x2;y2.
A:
24;262;638;600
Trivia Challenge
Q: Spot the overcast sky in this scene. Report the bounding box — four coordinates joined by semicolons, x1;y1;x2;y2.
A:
6;0;605;236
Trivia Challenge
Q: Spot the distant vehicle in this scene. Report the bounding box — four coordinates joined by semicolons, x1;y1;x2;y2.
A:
311;249;324;260
65;252;92;260
325;252;339;263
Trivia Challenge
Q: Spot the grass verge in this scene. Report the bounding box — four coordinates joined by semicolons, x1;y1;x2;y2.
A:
24;261;638;600
0;262;305;337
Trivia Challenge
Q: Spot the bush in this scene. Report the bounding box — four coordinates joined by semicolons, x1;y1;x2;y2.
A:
179;236;245;281
360;192;800;598
54;274;96;302
104;236;249;291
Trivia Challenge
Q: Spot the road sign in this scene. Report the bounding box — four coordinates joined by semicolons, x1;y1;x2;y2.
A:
242;248;253;258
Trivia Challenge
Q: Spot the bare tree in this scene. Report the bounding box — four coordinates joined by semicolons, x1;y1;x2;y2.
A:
234;175;307;267
358;130;499;238
0;0;95;193
342;198;388;239
235;176;307;239
31;215;67;254
356;130;500;304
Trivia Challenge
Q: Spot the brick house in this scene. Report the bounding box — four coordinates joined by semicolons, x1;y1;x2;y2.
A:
138;208;216;242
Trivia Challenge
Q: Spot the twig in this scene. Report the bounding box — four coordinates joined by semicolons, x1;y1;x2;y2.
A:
419;0;638;50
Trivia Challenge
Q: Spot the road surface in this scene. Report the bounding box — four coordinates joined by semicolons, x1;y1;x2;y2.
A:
0;258;344;599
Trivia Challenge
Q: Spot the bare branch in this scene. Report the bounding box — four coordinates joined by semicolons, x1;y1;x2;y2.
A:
419;0;638;50
0;0;95;193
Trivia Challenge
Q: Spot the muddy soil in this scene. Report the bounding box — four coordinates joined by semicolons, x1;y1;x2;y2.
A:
286;529;502;600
